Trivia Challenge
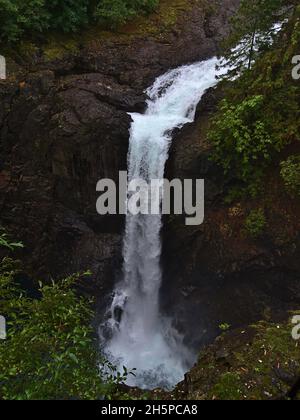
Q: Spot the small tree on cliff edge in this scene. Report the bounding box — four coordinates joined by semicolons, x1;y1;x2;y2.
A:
221;0;292;77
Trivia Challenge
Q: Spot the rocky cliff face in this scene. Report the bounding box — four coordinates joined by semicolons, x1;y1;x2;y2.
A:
0;0;240;298
163;87;300;348
135;314;300;400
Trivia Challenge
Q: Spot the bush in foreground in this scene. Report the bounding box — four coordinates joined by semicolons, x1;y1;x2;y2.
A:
0;231;123;400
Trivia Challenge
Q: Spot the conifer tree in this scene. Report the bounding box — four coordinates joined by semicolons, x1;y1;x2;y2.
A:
221;0;293;76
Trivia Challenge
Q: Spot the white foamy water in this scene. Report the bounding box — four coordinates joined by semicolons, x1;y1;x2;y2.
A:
101;56;228;390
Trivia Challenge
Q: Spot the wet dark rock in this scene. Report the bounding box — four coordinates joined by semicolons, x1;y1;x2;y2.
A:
0;0;240;296
162;85;300;350
273;367;297;386
215;349;230;362
170;319;300;400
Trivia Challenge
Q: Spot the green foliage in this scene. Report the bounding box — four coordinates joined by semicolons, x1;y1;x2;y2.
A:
0;0;160;43
0;0;20;42
222;0;291;77
0;272;112;400
46;0;90;33
219;323;231;332
209;5;300;196
244;209;266;238
209;95;278;188
280;155;300;197
0;229;24;251
0;235;127;400
198;316;300;400
94;0;159;27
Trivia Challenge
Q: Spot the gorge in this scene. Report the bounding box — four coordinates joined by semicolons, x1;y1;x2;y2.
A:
0;0;300;400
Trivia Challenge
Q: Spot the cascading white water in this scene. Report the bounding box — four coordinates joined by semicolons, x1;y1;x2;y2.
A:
102;56;227;390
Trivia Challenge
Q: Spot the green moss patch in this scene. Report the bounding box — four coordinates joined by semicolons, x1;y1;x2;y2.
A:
177;314;300;400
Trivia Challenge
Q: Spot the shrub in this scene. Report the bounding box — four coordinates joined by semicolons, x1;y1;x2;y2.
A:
0;228;24;251
0;0;160;43
244;209;266;238
219;323;231;332
94;0;159;26
280;156;300;198
46;0;90;33
0;231;125;400
209;7;300;197
208;96;280;190
0;0;21;42
0;0;88;42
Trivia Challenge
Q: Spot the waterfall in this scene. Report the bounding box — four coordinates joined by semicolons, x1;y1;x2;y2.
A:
102;56;227;390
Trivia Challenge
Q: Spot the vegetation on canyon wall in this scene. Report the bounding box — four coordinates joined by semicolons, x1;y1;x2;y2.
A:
280;155;300;198
209;0;300;199
0;0;159;43
0;231;126;400
173;316;300;400
191;3;300;398
127;317;300;400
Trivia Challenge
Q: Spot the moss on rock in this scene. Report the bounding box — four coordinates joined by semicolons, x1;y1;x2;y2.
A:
174;313;300;400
